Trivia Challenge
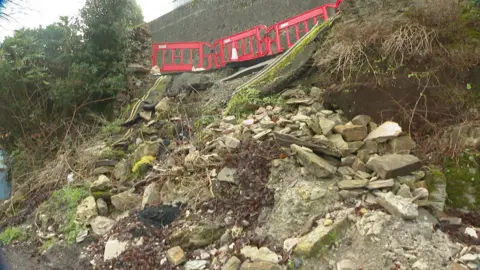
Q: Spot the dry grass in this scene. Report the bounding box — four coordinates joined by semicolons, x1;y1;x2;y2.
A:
381;23;438;66
410;0;461;27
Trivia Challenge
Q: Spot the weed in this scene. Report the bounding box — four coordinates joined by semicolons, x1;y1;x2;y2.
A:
40;238;56;251
101;119;123;135
99;148;125;160
0;226;26;245
41;185;89;243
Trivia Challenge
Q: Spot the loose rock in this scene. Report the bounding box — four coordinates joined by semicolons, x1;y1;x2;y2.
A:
375;192;418;220
167;246;187;266
368;154;421;179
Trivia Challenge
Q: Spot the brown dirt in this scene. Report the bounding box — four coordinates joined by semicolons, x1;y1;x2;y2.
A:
437;210;480;246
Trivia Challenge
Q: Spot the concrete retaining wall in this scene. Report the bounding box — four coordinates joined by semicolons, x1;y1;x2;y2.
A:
148;0;335;43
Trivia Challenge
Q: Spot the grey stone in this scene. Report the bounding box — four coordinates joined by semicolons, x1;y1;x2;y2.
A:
286;98;314;105
319;118;336;135
368;154;422;179
417;208;438;226
104;238;128;261
338;166;355;176
310;87;325;100
306;118;323;135
338;179;368;190
76;196;98;223
239;261;284;270
185;260;208;270
240;246;280;264
111;189;142;211
167;246;186;266
347;141;364;154
282;89;306;99
351;115;372;126
96;198;109;216
366;179;395;190
283;238;300;253
217;167;237;183
224;136;241;149
113;159;129;182
167;73;212;97
169;224;225;249
356;211;391;236
334;124;368;142
396;184;413;198
142;183;161;209
327;134;349;153
223;116;236;124
291;144;337;177
341;156;357;166
364;121;402;142
413;188;429;199
375;192;418;220
92;166;113;176
294;210;351;257
339;189;365;199
351;158;366;172
90;216;115;235
222;256;242;270
360;140;378;154
388;136;416;154
425;168;447;212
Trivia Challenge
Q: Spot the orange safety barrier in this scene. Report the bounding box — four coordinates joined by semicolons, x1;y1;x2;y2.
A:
151;0;344;72
211;25;268;68
152;42;212;72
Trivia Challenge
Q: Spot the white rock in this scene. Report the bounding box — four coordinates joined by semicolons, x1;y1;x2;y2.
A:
240;246;280;264
459;253;478;261
104;238;128;261
184;260;208;270
223;136;240;149
90;216;115;235
464;227;478;238
283;238;299;253
142;183;161;209
364;121;402;142
411;260;429;270
375;191;418;220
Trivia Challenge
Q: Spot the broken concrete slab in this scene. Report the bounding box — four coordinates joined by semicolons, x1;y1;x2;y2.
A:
366;179;395;190
375;191;418;220
368;154;422;179
364;121;402;142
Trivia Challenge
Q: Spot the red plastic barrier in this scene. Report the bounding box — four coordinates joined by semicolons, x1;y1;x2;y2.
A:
152;0;344;72
151;42;212;72
212;25;268;68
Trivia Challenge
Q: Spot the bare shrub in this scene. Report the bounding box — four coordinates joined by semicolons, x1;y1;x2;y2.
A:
381;23;438;66
317;41;369;80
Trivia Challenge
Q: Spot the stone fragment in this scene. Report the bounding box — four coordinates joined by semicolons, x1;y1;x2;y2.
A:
104;238;128;261
286;98;314;105
142;183;161;209
336;259;357;270
388;136;416;154
366;179;395;190
351;115;371;126
291;144;337;177
90;216;115;235
253;129;272;140
364;121;402;142
240;246;280;264
217;167;237;183
375;192;418;219
167;246;187;266
291;114;311;122
339;189;365;199
90;175;112;193
155;97;170;116
283;238;299;253
294;211;351;257
412;188;429;199
224;136;241;149
412;260;429;270
223;116;236;124
338;166;355;176
239;261;284;270
76;196;98;223
111;189;142;211
334;124;368;142
347;141;364;154
338;180;368;189
185;260;208;270
351;158;366;172
327;134;349;153
341;156;357;166
396;184;413;198
368;154;421;179
96;198;109;216
319;118;336;135
222;256;242;270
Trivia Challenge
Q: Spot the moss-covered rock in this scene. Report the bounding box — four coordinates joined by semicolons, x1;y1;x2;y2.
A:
444;151;480;210
168;223;225;249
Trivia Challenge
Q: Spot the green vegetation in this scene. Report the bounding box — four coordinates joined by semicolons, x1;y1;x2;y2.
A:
0;0;144;185
41;185;89;243
445;150;480;210
0;226;26;245
99;147;126;160
40;239;56;252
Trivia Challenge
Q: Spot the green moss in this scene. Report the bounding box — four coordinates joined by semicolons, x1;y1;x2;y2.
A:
91;191;113;200
101;119;123;135
0;226;26;245
99;147;125;160
225;88;261;116
444;151;480;210
41;185;89;243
